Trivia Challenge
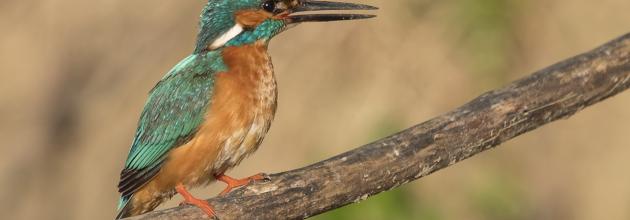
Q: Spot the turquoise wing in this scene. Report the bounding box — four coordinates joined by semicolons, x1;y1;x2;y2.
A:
118;53;224;198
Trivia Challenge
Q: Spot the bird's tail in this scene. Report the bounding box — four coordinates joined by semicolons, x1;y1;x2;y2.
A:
115;190;169;219
115;196;133;220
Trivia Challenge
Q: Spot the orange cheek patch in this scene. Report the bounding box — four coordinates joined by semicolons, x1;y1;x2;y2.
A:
235;10;273;29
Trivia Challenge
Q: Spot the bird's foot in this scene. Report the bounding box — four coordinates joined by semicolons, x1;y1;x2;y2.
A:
214;173;270;196
175;183;216;218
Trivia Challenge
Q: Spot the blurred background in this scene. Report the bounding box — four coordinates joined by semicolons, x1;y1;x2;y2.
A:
1;0;629;219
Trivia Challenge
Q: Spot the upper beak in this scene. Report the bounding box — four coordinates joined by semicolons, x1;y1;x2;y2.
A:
287;0;378;23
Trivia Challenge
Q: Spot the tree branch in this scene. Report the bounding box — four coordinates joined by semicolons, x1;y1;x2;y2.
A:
124;33;630;220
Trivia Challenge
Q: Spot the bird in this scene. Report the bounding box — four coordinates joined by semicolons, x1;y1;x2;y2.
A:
115;0;377;219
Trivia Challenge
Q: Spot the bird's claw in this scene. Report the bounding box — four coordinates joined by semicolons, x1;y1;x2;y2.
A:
215;173;271;196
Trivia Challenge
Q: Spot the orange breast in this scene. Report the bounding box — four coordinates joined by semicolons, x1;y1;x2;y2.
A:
163;40;277;186
128;40;277;214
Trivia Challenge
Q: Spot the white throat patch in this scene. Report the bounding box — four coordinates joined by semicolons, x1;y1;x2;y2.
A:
209;24;244;50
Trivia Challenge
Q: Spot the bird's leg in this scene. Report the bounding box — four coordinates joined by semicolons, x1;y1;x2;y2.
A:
214;173;268;196
175;183;216;218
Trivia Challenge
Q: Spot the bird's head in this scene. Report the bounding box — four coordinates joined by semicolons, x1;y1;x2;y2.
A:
194;0;377;53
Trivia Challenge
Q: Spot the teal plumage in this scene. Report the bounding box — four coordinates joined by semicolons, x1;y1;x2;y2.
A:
225;20;284;46
118;53;224;208
196;0;262;53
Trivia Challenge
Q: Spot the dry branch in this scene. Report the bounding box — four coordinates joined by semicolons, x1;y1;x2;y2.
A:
124;33;630;220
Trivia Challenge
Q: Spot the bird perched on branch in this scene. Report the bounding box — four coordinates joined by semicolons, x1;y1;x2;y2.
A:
116;0;376;218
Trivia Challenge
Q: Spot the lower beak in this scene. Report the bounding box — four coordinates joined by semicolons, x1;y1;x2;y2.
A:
287;0;378;23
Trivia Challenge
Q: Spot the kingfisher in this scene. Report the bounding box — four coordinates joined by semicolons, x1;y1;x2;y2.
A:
115;0;376;219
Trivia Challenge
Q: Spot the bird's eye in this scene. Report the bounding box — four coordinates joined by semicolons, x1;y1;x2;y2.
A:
261;1;276;13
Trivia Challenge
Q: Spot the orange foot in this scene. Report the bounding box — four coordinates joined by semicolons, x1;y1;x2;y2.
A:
214;173;269;196
176;183;216;218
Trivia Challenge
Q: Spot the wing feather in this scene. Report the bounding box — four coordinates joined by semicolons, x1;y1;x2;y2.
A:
118;53;222;198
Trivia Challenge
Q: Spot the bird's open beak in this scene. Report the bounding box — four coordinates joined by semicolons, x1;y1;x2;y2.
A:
287;0;378;23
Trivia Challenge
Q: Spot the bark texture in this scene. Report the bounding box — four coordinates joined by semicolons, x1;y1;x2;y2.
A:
123;33;630;220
